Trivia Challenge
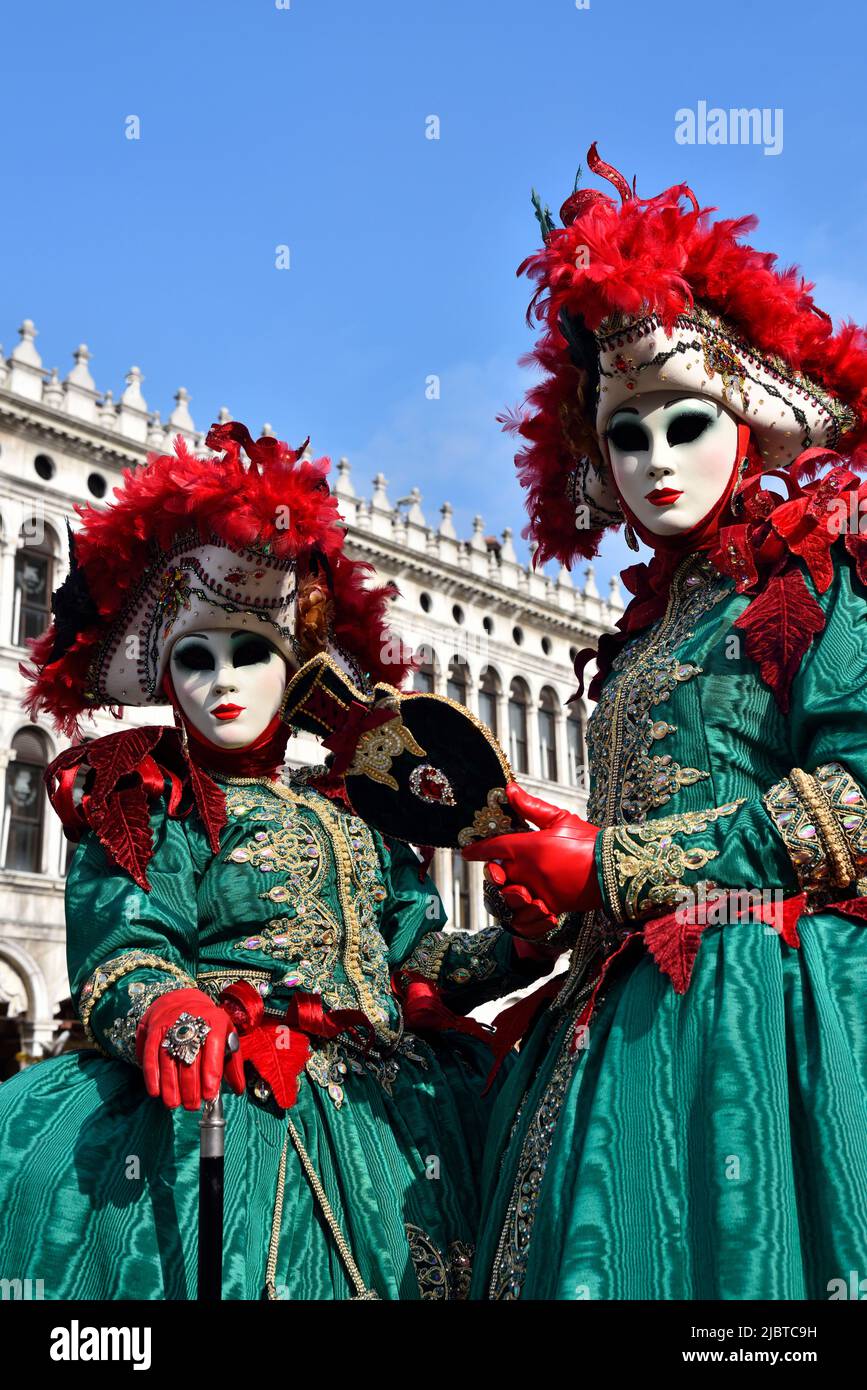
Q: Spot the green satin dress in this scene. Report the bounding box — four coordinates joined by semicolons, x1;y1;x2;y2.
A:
0;771;529;1301
472;547;867;1301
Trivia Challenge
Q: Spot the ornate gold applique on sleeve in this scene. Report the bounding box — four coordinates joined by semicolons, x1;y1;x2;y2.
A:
104;978;189;1064
763;761;867;908
600;800;745;924
401;925;508;989
77;950;196;1046
401;929;452;983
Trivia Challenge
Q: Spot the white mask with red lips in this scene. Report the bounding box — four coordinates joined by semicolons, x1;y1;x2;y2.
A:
601;391;743;540
168;628;290;750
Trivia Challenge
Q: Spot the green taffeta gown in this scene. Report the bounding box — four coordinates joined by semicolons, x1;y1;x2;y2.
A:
0;772;528;1300
472;548;867;1301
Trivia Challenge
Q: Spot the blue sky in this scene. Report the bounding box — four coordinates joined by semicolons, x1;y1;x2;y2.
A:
3;0;866;592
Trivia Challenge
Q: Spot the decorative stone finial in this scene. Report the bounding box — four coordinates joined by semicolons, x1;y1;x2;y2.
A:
11;319;41;367
120;365;147;409
147;411;166;448
372;473;391;511
42;367;64;409
98;390;117;426
169;387;195;434
336;457;356;497
500;526;517;564
66;344;95;389
438;501;457;539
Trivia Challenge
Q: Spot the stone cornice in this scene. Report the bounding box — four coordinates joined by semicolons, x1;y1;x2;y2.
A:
344;527;614;640
0;392;149;470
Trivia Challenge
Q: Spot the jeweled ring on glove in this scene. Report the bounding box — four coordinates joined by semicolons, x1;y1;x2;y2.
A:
161;1012;211;1065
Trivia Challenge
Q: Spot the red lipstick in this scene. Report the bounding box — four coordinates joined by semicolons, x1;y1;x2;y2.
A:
645;487;683;507
211;703;245;721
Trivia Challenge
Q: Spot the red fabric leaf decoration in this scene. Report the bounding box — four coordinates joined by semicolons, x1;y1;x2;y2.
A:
642;908;708;994
845;532;867;589
754;892;804;948
184;754;227;854
239;1023;310;1110
770;498;835;593
87;726;163;802
827;897;867;922
83;779;155;890
733;569;826;712
770;467;858;595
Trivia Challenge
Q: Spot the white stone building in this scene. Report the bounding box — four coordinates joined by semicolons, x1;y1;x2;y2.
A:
0;318;622;1072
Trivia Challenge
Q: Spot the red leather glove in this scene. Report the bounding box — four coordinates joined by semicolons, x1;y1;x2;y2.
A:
136;987;246;1111
462;782;603;917
487;870;559;938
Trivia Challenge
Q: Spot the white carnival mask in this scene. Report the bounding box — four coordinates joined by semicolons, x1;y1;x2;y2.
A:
601;391;741;537
168;628;290;749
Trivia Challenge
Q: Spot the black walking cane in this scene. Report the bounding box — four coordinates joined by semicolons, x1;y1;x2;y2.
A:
198;1093;225;1300
197;1024;240;1300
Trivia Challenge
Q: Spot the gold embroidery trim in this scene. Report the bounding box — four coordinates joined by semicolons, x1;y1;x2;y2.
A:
764;761;867;906
346;710;427;791
217;774;398;1044
401;929;452;983
77;951;195;1044
457;787;513;847
600;827;624;925
278;649;367;727
600;800;745;923
789;768;855;888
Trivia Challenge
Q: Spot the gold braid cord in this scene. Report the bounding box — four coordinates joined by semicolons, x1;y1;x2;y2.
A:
763;761;867;908
264;1120;379;1301
77;951;196;1046
599;801;745;924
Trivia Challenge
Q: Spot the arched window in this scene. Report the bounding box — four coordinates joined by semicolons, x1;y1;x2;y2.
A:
446;656;468;705
508;677;530;775
538;686;560;782
567;705;587;790
14;521;57;647
4;728;50;873
478;666;501;737
412;644;437;693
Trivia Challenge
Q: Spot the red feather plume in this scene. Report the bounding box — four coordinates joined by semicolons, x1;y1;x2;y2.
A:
22;424;411;732
509;146;867;567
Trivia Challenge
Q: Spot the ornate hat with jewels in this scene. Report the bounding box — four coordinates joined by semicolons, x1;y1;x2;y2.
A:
506;144;867;566
280;651;526;848
22;421;410;736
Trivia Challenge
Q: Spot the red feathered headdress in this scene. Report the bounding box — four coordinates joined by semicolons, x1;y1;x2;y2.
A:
22;420;410;736
508;144;867;565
